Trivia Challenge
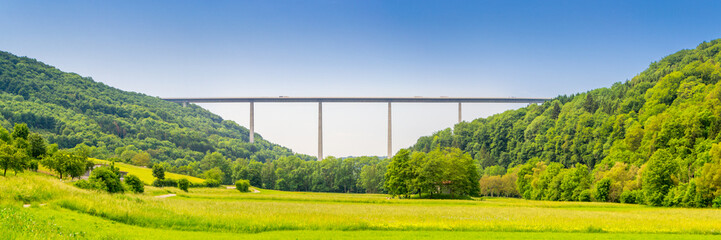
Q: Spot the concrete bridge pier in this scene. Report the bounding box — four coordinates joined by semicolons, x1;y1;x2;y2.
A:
249;102;255;143
458;102;462;123
388;102;392;159
318;102;323;161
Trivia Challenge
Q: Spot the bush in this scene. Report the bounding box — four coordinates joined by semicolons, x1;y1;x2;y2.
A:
522;190;532;200
412;193;474;200
578;189;592;202
73;179;99;190
152;178;178;188
620;190;644;204
634;191;646;204
185;180;221;188
713;195;721;208
235;179;250;192
204;179;221;188
124;174;144;193
89;167;124;193
178;178;190;192
663;184;686;207
620;191;635;204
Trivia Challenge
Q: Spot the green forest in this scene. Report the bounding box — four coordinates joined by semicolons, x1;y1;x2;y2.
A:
411;39;721;207
0;50;317;182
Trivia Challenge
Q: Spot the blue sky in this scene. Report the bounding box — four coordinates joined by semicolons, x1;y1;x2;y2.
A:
2;1;720;157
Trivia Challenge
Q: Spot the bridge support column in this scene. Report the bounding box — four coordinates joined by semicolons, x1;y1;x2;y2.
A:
182;101;188;108
388;102;392;159
458;102;462;123
318;102;323;161
249;102;254;143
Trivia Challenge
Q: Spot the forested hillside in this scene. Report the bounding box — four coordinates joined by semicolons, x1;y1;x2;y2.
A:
0;51;394;191
0;51;312;179
412;39;721;207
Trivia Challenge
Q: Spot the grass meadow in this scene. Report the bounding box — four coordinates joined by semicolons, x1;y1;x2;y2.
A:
1;172;720;239
91;159;205;184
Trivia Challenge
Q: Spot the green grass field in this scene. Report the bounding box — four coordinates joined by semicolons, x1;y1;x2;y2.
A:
2;172;720;239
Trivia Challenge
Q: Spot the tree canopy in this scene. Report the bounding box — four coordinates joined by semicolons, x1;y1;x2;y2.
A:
0;50;313;180
412;39;721;207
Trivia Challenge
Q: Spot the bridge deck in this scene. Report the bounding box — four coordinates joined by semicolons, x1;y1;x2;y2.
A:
162;97;551;103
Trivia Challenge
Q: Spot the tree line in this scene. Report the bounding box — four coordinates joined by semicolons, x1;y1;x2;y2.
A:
0;123;89;179
1;122;153;195
189;152;390;193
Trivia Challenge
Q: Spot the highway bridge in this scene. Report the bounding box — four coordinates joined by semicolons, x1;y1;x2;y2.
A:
163;97;552;160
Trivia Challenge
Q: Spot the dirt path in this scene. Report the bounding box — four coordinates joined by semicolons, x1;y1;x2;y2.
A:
23;203;46;208
155;194;176;198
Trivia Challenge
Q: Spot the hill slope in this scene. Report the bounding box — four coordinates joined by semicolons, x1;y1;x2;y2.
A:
415;39;721;168
90;159;206;184
0;51;312;168
411;39;721;205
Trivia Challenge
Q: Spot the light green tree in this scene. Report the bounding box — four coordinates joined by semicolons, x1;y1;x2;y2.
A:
595;177;612;202
384;149;412;198
643;149;678;206
11;123;29;140
0;143;28;176
203;167;225;183
42;150;91;179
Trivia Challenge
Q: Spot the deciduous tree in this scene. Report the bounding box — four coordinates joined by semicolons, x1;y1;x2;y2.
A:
124;174;144;193
152;164;165;180
11;123;29;140
178;178;190;192
643;149;678;206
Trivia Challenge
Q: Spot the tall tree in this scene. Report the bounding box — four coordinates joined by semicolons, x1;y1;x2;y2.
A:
42;150;89;179
358;163;386;193
583;93;597;113
0;143;28;176
595;177;612;202
131;152;151;167
27;133;47;159
643;149;678;206
385;149;412;198
11;123;29;140
152;164;166;180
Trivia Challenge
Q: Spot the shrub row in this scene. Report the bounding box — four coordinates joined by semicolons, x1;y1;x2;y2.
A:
152;178;221;188
73;167;143;193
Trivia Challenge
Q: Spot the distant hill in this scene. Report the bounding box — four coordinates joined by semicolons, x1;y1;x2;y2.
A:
0;51;312;166
413;39;721;170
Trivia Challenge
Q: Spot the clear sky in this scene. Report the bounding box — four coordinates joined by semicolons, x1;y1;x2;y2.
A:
2;1;720;157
